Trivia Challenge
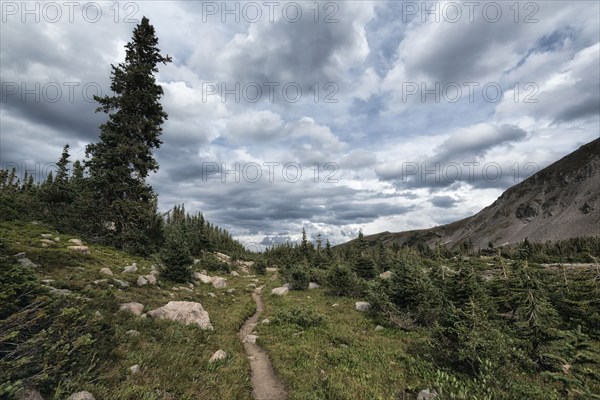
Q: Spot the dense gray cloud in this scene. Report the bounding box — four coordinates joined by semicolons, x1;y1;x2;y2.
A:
1;1;598;246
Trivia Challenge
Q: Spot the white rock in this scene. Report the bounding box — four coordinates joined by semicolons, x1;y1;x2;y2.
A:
40;233;53;239
93;279;108;285
113;279;130;289
209;349;227;363
40;239;55;245
266;267;278;273
119;302;144;316
18;258;38;268
123;264;138;273
282;283;290;288
144;274;157;285
227;288;236;293
172;287;180;291
66;392;95;400
18;388;44;400
355;302;371;312
129;364;140;374
261;318;270;324
68;245;90;254
230;271;239;277
244;334;258;343
99;268;113;276
125;330;140;336
208;293;217;298
417;389;439;400
214;252;231;263
308;282;320;289
137;276;148;286
68;238;84;246
271;287;289;296
379;271;393;280
375;325;384;331
53;236;60;242
211;277;227;289
194;272;212;284
146;301;213;330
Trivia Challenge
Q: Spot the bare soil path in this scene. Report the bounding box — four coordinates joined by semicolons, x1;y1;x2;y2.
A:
239;285;287;400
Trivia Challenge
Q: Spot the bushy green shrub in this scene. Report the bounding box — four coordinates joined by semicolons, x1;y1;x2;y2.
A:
254;259;267;275
159;226;193;282
326;264;359;296
201;253;231;273
289;265;310;290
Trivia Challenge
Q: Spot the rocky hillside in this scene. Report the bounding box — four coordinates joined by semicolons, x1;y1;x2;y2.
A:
361;138;600;249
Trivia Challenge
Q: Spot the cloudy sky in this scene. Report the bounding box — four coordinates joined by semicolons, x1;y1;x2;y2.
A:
1;1;599;248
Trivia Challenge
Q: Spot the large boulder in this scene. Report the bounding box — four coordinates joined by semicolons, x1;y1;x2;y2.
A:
271;287;289;296
119;302;144;316
66;392;95;400
308;282;320;289
211;277;227;289
146;301;213;330
143;274;157;285
123;263;138;273
355;302;371;312
137;276;148;286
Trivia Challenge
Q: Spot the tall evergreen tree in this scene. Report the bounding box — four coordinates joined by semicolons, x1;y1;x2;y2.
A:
85;17;171;253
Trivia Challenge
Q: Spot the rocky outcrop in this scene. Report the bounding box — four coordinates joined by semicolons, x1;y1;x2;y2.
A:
119;302;144;316
146;301;213;330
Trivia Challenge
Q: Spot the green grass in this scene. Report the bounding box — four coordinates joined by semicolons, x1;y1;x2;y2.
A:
0;220;265;400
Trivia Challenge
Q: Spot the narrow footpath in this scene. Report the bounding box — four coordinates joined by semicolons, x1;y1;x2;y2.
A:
239;285;288;400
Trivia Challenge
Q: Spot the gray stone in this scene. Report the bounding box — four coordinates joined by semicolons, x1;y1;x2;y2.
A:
99;268;113;276
193;272;212;284
123;264;138;273
355;302;371;312
211;277;227;289
93;279;108;285
417;389;439;400
68;238;84;246
146;301;213;330
18;258;38;268
209;349;227;363
137;276;148;286
13;252;26;259
112;279;130;289
129;364;140;374
266;267;278;273
125;330;140;337
68;245;90;254
18;388;45;400
308;282;320;289
271;287;289;296
244;334;258;343
375;325;384;331
230;271;239;277
40;233;53;239
119;302;144;316
144;274;157;285
379;271;393;280
66;392;95;400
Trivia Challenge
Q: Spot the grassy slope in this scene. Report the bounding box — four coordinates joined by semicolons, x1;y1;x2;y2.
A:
1;220;261;400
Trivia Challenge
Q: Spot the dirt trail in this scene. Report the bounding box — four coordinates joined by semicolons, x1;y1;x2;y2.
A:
239;285;287;400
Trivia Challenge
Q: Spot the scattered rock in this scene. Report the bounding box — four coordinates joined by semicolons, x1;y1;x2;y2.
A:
113;279;130;289
66;392;95;400
355;302;371;312
247;283;256;288
227;288;236;294
417;388;439;400
244;334;258;343
179;287;193;292
119;302;144;316
194;259;201;264
137;276;148;286
214;252;231;264
93;279;108;285
53;236;60;242
194;272;212;284
68;238;84;246
99;268;113;276
40;233;53;239
308;282;320;289
39;238;55;246
123;264;138;273
375;325;384;331
13;252;26;259
172;287;180;291
271;287;289;296
18;258;38;268
266;267;278;273
48;287;71;296
208;293;217;298
17;388;44;400
40;279;55;284
230;271;239;277
209;349;227;363
125;330;140;337
211;277;227;289
282;283;290;288
332;303;339;307
261;318;270;324
144;274;157;285
68;245;90;254
379;271;393;280
146;301;213;330
129;364;140;374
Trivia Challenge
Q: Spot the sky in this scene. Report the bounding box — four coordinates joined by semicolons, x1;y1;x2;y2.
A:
1;0;599;249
